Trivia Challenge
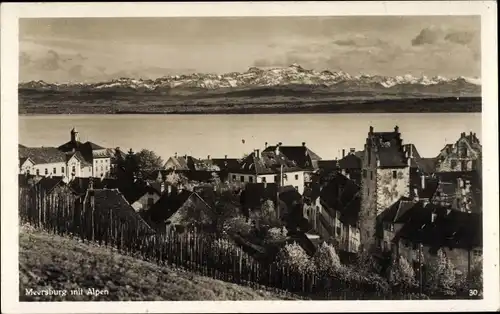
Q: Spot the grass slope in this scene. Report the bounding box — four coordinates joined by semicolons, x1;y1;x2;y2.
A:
19;226;295;301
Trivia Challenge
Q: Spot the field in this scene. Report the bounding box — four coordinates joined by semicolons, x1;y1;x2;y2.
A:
19;226;296;301
18;88;481;114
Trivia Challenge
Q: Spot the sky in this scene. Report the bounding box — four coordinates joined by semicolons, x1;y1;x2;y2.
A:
19;16;481;83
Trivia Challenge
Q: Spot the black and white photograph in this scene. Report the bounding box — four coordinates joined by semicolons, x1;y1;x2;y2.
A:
1;2;498;313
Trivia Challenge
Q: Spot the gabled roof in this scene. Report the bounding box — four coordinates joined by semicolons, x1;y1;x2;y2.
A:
65;151;92;166
417;157;438;174
338;153;362;169
317;160;338;171
237;151;303;175
319;173;361;226
36;176;66;194
146;188;196;224
379;197;416;223
206;158;241;172
165;156;199;171
83;189;154;234
262;144;322;169
19;146;67;164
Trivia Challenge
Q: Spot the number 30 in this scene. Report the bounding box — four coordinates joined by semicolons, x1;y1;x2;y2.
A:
469;289;479;296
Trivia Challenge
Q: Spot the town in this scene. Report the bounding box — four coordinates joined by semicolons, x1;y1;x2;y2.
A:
18;125;483;299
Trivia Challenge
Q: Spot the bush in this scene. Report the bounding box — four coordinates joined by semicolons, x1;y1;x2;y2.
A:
222;216;253;237
277;242;315;274
387;255;418;292
266;227;288;242
425;248;457;296
313;242;343;277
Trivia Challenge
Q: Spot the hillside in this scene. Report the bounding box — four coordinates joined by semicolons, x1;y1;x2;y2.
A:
19;226;296;301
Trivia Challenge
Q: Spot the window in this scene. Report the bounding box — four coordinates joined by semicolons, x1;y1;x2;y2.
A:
274;175;279;182
26;170;30;175
451;160;457;169
105;166;108;171
53;167;56;174
61;167;64;173
240;176;244;182
147;197;155;207
261;177;266;183
390;223;394;232
473;249;482;257
36;169;39;176
249;176;253;183
100;166;103;171
72;165;76;173
336;226;341;235
363;169;367;178
370;171;373;180
295;186;298;190
295;174;299;180
392;170;397;179
45;168;48;175
232;175;236;180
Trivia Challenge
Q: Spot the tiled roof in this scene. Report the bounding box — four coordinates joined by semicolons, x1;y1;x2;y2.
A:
19;147;67;164
237;151;302;175
207;158;241;172
146;188;195;224
338;154;362;169
379;197;416;223
262;145;322;169
394;203;482;249
318;160;338;171
409;170;439;199
166;156;199;171
83;189;154;234
319;173;361;226
66;151;92;167
417;157;438;174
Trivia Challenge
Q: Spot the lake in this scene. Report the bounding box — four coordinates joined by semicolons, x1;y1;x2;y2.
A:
19;113;482;160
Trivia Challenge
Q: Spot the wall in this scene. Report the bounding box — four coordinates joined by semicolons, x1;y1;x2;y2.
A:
67;158;82;178
81;166;93;178
20;160;35;175
228;172;257;184
282;171;305;194
131;192;161;212
32;162;67;177
359;136;378;251
436;137;481;172
93;157;111;178
376;167;410;215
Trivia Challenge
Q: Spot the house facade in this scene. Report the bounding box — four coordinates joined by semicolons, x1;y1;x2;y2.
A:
434;132;482;173
229;148;306;194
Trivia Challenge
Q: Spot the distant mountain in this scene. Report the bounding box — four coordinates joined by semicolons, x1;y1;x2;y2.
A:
18;64;481;97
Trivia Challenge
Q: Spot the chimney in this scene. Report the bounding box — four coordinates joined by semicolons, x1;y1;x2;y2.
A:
421;174;426;189
207;155;210;160
369;126;374;134
160;182;165;193
302;142;306;147
350;148;355;154
184;154;187;159
342;149;346;158
265;142;268;149
394;126;399;133
275;144;280;155
413;188;419;201
175;152;178;158
224;155;227;159
167;184;172;195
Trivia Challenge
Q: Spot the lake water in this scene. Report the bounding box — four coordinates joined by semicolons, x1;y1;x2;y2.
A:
19;113;482;160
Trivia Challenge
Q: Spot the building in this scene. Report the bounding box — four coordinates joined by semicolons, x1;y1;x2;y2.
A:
58;127;112;178
434;132;482;172
262;142;322;185
164;154;200;171
359;126;411;251
432;171;482;213
229;147;306;194
304;172;361;253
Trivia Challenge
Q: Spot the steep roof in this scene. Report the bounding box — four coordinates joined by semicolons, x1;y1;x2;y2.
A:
379;197;417;223
262;144;322;169
165;156;199;171
35;176;67;194
319;173;361;226
207;158;241;172
338;153;362;169
318;160;338;171
19;147;67;164
146;188;195;224
83;189;154;235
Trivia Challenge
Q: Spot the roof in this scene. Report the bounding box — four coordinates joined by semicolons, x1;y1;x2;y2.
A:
207;158;241;172
146;188;196;224
318;160;338;171
36;176;66;194
338;153;362;169
19;146;67;164
279;186;303;213
394;203;482;249
319;173;361;226
370;131;408;168
240;183;278;210
66;151;92;167
83;189;154;235
237;151;303;175
409;170;440;200
262;144;322;169
433;171;482;212
303;182;321;203
165;156;199;171
379;197;416;223
417;157;438;174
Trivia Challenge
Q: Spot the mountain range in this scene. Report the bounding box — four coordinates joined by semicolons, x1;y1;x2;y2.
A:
19;64;481;97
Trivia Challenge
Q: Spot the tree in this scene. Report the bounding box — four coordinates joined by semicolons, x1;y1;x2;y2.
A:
135;149;165;172
468;257;483;292
387;255;418;293
313;242;343;277
277;242;315;274
426;248;457;296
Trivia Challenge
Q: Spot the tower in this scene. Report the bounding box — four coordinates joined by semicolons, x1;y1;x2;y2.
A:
70;127;79;143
